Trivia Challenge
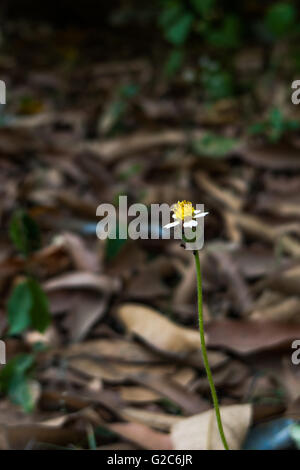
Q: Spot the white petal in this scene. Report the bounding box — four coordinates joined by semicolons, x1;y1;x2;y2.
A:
194;211;209;218
183;219;198;228
163;221;180;229
194;209;201;214
172;214;177;219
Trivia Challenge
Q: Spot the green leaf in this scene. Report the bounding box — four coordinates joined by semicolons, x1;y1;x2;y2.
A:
120;83;139;99
205;15;241;49
265;3;296;37
7;281;32;335
0;354;34;385
165;12;193;45
190;0;215;17
201;67;234;101
164;48;184;77
193;133;239;158
7;279;50;335
27;278;50;333
8;374;35;413
0;354;35;412
249;108;300;143
9;210;41;256
248;122;266;135
158;1;182;28
106;222;127;261
268;107;284;142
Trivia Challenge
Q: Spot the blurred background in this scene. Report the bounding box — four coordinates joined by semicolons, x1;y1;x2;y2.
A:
1;0;300;450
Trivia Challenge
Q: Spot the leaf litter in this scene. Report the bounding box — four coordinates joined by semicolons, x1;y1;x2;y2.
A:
0;14;300;451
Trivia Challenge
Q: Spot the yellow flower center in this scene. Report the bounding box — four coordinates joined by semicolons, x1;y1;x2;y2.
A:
172;200;195;221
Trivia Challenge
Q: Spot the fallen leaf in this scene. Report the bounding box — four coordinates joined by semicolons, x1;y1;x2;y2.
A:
120;407;183;431
56;232;100;272
84;130;203;162
206;319;300;354
63;292;109;341
116;303;201;355
62;338;162;363
171;404;252;450
109;422;173;450
0;423;85;450
44;271;120;293
133;373;209;415
68;358;176;384
118;386;161;403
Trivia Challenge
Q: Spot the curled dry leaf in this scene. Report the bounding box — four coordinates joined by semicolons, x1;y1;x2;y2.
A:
109;422;173;450
206;319;300;354
84;130;203;163
250;295;300;322
68;358;176;384
61;338;162;363
118;386;161;403
56;232;100;272
133;373;209;415
0;423;85;450
242;144;300;170
63;292;109;341
120;407;183;431
171;404;252;450
44;271;120;294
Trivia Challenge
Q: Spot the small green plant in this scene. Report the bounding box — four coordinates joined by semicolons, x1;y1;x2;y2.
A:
99;83;139;135
0;354;35;412
8;210;50;335
158;0;241;78
193;132;239;158
264;2;297;38
200;58;235;101
249;107;300;143
0;210;51;411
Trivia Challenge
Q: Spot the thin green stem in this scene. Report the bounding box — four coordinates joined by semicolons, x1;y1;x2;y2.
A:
193;250;229;450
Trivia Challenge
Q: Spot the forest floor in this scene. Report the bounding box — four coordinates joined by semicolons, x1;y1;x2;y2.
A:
0;23;300;450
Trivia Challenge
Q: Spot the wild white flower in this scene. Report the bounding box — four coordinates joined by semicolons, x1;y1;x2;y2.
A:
163;200;208;230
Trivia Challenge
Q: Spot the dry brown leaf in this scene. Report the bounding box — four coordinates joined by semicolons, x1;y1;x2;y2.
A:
57;232;100;272
127;270;170;300
68;358;176;383
212;251;253;314
0;423;85;450
63;292;109;341
195;171;242;211
120;407;183;431
116;303;201;355
109;422;173;450
242;144;300;170
206;319;300;354
230;212;300;257
171;367;196;387
171;404;252;450
250;296;300;322
84;130;203;162
133;373;209;415
118;386;161;403
62;338;162;363
44;271;120;293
